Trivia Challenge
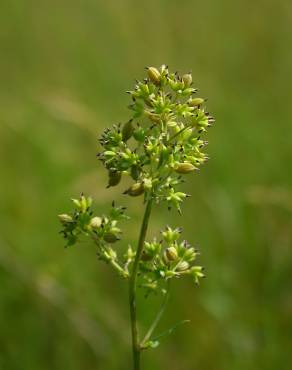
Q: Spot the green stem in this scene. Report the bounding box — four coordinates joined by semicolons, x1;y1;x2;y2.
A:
129;199;153;370
140;280;170;349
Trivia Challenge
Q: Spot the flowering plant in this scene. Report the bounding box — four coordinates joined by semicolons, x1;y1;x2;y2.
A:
59;65;214;370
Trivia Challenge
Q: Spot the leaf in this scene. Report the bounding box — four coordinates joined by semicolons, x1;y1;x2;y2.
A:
152;319;190;342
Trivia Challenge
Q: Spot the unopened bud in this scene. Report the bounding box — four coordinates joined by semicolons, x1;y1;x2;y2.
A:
107;170;122;188
174;162;196;174
184;247;196;261
124;182;144;197
104;232;119;243
58;214;73;223
141;251;154;261
176;261;190;271
133;126;146;142
147;67;161;85
131;165;140;181
189;98;204;107
122;120;134;142
164;246;178;262
144;110;161;123
90;216;102;229
182;73;192;87
162;226;181;243
79;195;91;212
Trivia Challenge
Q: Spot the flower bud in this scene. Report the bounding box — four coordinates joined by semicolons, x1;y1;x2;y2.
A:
163;246;178;263
144;110;161;123
130;165;140;181
90;216;102;229
103;150;116;157
141;251;154;261
122;120;134;142
184;247;196;261
189;98;204;106
165;270;176;278
176;261;190;271
124;182;144;197
107;170;122;188
58;214;73;223
80;195;92;212
190;265;205;283
182;73;192;87
133;126;146;142
174;162;196;174
162;226;181;243
147;67;161;85
104;232;119;243
125;246;135;260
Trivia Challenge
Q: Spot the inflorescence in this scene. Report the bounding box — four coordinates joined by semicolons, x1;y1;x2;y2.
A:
59;65;214;294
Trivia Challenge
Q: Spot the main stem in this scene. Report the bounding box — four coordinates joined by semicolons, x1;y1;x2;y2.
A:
129;199;153;370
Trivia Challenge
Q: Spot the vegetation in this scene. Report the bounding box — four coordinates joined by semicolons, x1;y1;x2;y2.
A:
1;1;291;369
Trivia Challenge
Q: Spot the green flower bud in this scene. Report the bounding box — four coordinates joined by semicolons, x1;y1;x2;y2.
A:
164;246;178;263
162;226;181;243
58;214;73;223
166;120;178;128
165;270;176;278
182;88;196;96
107;170;122;188
190;266;205;284
103;150;116;157
104;232;119;243
147;67;161;85
189;98;204;107
141;250;154;261
124;182;144;197
176;261;190;271
144;110;161;123
184;247;197;262
174;162;196;174
90;216;102;229
130;165;140;181
182;73;192;87
122;120;134;142
133;126;146;142
75;195;91;212
125;245;135;260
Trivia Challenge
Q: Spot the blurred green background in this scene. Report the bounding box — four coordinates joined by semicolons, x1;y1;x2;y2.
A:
0;0;291;369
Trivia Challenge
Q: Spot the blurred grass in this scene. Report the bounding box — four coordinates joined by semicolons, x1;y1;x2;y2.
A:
0;0;292;369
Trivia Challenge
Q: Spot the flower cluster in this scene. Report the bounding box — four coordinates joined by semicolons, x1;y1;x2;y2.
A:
137;226;204;296
97;65;214;212
59;195;130;278
59;65;213;285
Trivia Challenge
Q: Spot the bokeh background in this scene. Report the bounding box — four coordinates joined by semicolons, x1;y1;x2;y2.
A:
1;1;291;369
